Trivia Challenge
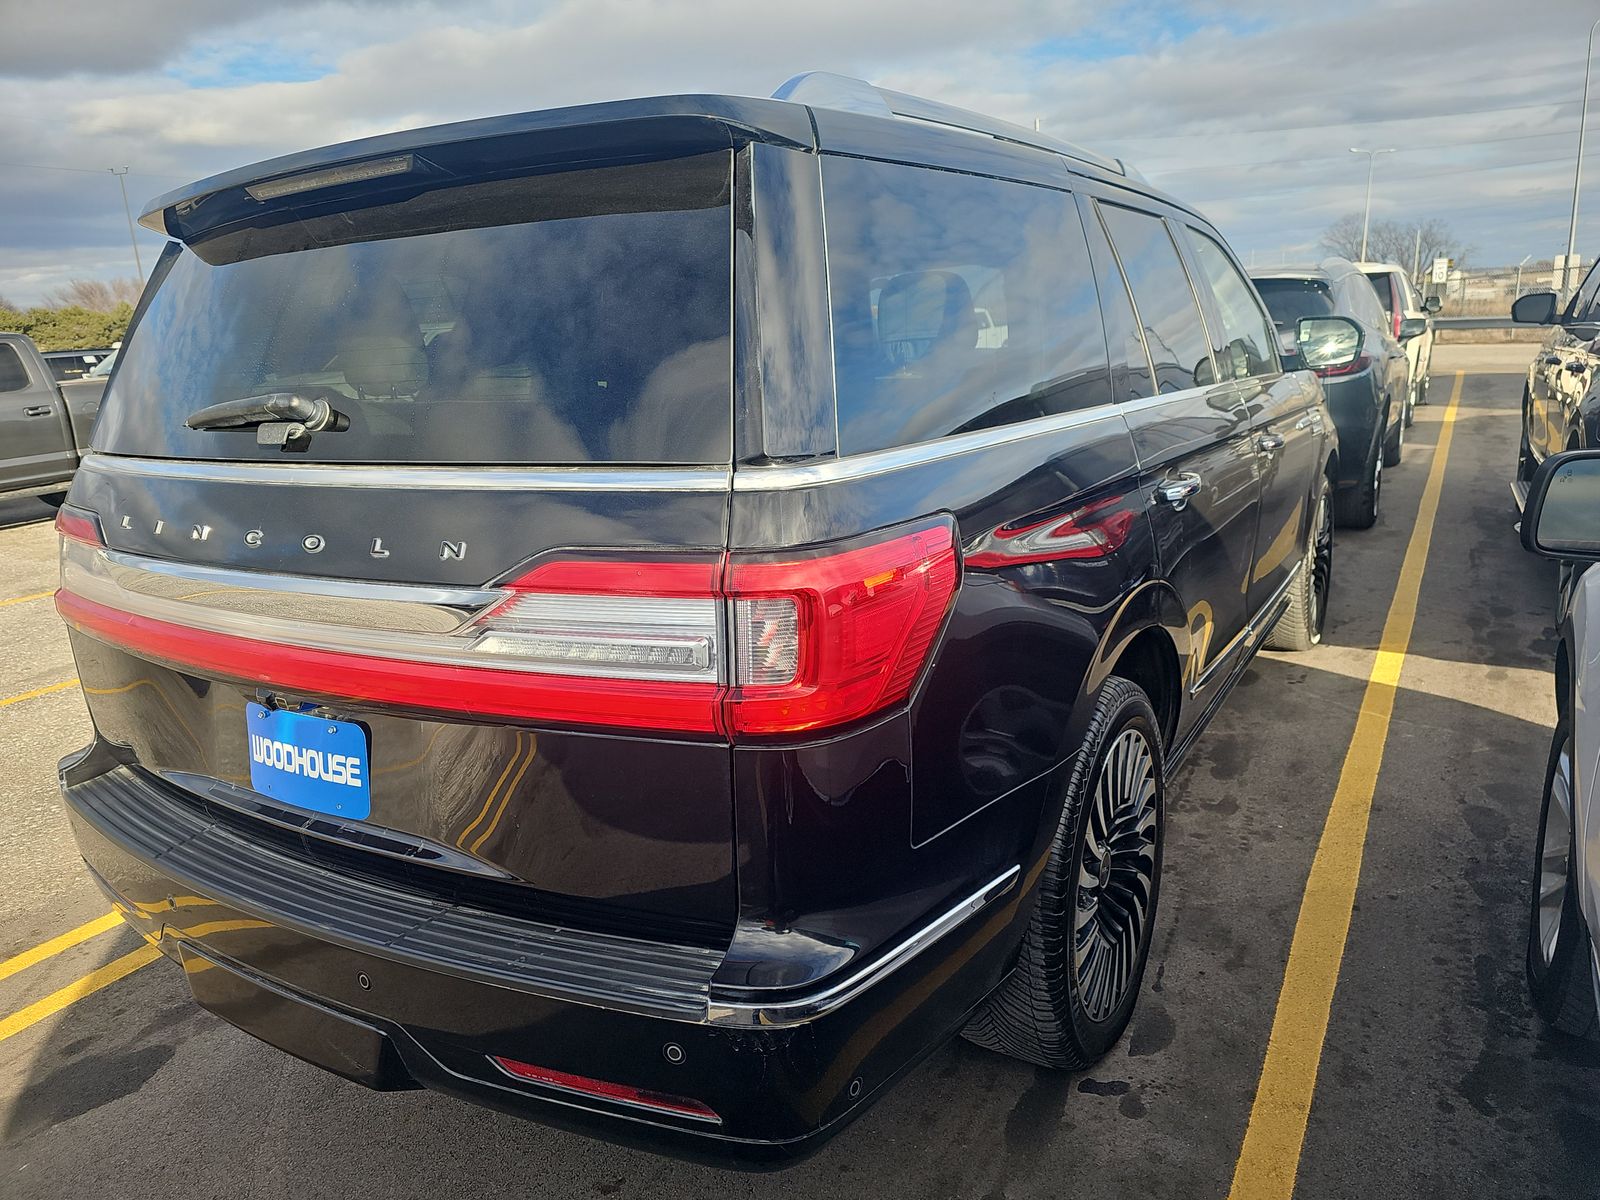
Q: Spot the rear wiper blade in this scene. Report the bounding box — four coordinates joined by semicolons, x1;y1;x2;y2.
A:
184;391;350;446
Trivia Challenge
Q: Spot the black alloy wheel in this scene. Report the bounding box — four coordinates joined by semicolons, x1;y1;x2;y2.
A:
963;676;1165;1069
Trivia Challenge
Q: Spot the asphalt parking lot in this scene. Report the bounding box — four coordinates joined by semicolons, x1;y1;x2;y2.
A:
1;345;1597;1200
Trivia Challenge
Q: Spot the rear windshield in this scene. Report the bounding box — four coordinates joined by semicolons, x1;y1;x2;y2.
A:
95;153;733;465
1253;278;1335;328
1363;271;1396;315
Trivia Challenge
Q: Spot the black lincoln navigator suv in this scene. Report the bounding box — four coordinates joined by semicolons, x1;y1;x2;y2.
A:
53;72;1336;1163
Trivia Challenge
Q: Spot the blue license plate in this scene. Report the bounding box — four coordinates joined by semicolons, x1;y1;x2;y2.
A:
246;706;371;819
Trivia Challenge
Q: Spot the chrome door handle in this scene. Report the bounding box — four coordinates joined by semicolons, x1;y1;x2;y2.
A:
1294;413;1323;432
22;406;52;417
1155;473;1203;511
1256;432;1286;453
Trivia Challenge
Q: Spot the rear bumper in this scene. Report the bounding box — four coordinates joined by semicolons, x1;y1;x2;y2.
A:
61;746;1025;1164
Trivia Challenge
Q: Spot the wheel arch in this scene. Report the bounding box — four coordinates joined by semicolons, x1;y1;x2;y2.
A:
1081;579;1188;750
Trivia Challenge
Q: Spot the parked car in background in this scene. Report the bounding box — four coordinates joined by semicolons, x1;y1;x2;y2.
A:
1511;262;1600;504
85;343;119;378
41;347;115;381
1517;449;1600;1040
1356;260;1439;424
53;73;1336;1163
1254;258;1412;529
0;331;102;498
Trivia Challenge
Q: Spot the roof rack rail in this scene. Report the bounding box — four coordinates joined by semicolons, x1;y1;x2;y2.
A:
771;71;1130;177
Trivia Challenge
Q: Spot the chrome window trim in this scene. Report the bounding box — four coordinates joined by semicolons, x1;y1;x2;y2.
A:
732;405;1125;491
705;865;1020;1027
78;454;732;493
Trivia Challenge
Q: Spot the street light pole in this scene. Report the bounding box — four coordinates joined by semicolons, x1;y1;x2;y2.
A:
1350;147;1395;261
109;166;143;279
1517;254;1533;298
1564;17;1600;296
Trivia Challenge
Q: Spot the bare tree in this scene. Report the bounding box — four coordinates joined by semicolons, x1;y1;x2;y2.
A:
45;277;142;312
1320;215;1471;285
0;293;17;313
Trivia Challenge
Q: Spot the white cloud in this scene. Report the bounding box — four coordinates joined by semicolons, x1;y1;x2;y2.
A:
2;0;1599;303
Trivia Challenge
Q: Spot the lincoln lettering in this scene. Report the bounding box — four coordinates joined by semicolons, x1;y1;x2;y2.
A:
249;735;363;787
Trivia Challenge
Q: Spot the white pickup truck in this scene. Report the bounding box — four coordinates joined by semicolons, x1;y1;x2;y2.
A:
0;331;106;499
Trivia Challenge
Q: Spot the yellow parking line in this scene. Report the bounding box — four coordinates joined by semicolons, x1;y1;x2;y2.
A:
0;911;124;983
0;943;163;1045
0;589;52;608
1227;371;1465;1200
0;678;79;708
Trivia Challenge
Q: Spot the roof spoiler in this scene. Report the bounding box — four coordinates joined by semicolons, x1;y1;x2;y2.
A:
137;96;815;245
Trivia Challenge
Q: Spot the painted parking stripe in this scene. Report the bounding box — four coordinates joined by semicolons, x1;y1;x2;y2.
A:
0;944;162;1045
0;589;53;608
0;911;124;983
0;678;79;708
1226;372;1465;1200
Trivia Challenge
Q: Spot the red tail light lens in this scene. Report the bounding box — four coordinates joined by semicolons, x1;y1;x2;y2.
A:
54;504;103;547
1314;353;1372;379
57;517;960;740
964;495;1135;568
490;1056;720;1124
726;523;959;736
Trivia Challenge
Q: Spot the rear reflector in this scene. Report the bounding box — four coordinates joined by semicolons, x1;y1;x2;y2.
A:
489;1056;720;1123
56;513;959;739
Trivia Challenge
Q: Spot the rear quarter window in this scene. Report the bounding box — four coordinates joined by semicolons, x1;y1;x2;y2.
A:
821;156;1112;456
1364;271;1396;316
95;153;734;466
1253;278;1336;328
0;344;31;393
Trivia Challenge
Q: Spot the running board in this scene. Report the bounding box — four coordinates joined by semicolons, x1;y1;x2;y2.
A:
1511;479;1529;513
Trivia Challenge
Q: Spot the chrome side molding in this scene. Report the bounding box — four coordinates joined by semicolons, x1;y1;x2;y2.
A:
705;865;1021;1028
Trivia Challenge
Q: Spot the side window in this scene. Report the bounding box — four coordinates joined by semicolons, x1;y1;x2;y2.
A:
0;345;30;393
822;156;1113;456
1187;229;1278;379
1355;276;1389;329
1098;203;1215;394
1078;195;1153;403
1568;263;1600;322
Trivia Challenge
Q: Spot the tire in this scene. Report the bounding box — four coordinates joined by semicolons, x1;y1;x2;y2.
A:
1383;401;1405;468
1526;724;1598;1039
1265;476;1332;652
963;676;1164;1069
1517;428;1537;485
1402;379;1417;429
1416;371;1430;407
1335;435;1382;529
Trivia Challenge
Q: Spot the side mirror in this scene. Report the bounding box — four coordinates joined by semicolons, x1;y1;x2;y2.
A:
1296;316;1363;371
1522;450;1600;560
1422;294;1442;314
1512;290;1559;325
1398;316;1428;340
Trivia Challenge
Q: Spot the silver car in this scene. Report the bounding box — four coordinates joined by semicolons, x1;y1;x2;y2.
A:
1522;449;1600;1036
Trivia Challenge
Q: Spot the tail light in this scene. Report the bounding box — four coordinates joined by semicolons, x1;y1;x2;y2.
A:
1391;295;1402;341
1313;354;1372;379
54;503;103;548
727;524;959;736
56;511;959;741
964;494;1135;568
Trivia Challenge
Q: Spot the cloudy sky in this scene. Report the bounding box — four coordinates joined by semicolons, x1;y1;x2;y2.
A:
3;0;1598;304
